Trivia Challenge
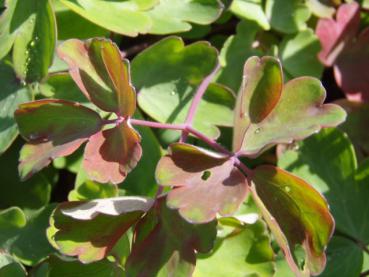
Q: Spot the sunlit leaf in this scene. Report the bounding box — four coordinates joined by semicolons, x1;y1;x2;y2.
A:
156;143;248;223
217;20;262;92
251;165;334;276
265;0;310;34
278;128;369;244
133;36;235;139
147;0;223;34
194;221;275;277
58;38;136;115
229;0;270;30
48;197;153;263
59;0;156;36
305;0;336;18
126;198;217;277
316;2;360;66
15;99;102;180
83;121;142;185
233;56;346;157
0;61;31;155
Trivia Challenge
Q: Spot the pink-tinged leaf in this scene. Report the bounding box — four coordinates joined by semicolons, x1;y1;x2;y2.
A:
233;56;283;152
47;196;153;263
83;121;142;184
58;38;136;115
235;56;346;157
14;99;102;179
19;140;86;181
316;2;360;66
156;143;248;223
126;198;217;277
334;28;369;102
250;165;334;276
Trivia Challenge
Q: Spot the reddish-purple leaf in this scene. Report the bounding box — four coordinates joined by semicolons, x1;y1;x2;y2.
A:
48;197;154;263
250;165;334;276
316;2;360;66
334;28;369;102
14;99;102;179
126;198;217;277
156;143;248;223
83;121;142;184
58;38;136;116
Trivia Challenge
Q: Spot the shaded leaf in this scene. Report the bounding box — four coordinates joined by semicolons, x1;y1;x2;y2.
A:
334;28;369;102
147;0;223;34
15;99;102;180
83;121;142;185
58;38;136;115
229;0;270;30
0;205;56;266
31;255;124;277
48;197;153;263
156;143;248;223
217;20;262;92
0;140;52;211
0;253;26;277
59;0;156;36
194;221;275;277
278;128;369;244
316;2;360;66
251;165;334;276
279;29;323;79
0;61;31;155
126;198;217;277
234;56;346;157
265;0;310;34
133;36;234;139
11;0;56;82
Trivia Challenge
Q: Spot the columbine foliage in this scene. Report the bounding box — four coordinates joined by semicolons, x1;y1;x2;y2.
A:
2;1;369;276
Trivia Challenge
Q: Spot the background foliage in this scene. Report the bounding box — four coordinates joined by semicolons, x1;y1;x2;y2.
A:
1;0;369;276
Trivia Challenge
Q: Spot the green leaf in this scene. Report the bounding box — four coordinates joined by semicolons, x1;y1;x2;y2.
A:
0;140;52;211
147;0;223;34
83;121;142;185
233;56;346;157
59;0;157;36
48;197;153;263
9;0;56;82
58;38;137;115
133;37;235;139
251;165;334;276
126;198;217;277
278;128;369;244
217;20;262;92
156;143;248;223
0;205;56;266
229;0;270;30
15;99;103;180
0;61;31;155
0;253;26;277
279;29;323;79
194;221;275;277
31;255;124;277
318;236;363;277
68;179;118;201
305;0;335;18
265;0;311;34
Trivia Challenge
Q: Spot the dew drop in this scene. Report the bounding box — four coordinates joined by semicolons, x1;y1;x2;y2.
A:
170;91;176;96
254;128;261;134
20;80;26;86
30;41;35;47
35;36;39;41
284;186;291;193
25;50;29;55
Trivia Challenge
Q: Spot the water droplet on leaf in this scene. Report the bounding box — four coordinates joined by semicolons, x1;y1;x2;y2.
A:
284;186;291;193
170;91;176;96
254;128;261;134
30;41;35;47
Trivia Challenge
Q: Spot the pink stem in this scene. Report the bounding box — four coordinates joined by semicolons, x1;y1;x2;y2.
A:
180;63;220;142
129;119;185;130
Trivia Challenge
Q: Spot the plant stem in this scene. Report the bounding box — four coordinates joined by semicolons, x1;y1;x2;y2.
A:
130;119;185;130
180;63;220;142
